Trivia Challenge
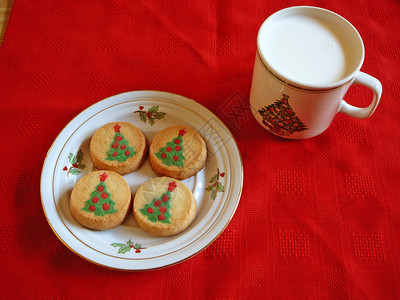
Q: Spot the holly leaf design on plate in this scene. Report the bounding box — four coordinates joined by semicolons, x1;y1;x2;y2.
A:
111;239;146;254
69;169;81;175
205;168;225;200
138;111;147;123
64;149;86;177
153;112;166;119
134;106;166;125
148;106;159;114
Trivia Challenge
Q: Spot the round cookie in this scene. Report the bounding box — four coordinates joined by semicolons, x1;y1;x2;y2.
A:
90;122;148;175
70;170;131;230
149;125;207;180
133;177;197;237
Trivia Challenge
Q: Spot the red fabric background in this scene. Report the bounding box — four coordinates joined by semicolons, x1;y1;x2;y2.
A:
1;0;400;298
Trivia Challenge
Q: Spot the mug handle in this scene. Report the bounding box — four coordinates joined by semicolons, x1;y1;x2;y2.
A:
339;72;382;119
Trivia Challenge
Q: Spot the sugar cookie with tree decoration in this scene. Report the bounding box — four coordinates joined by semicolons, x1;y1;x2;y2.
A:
149;125;207;180
133;177;197;237
90;122;148;175
70;170;132;230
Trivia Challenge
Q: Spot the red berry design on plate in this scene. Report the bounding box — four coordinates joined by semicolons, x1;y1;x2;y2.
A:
111;239;146;254
134;106;166;126
205;168;225;200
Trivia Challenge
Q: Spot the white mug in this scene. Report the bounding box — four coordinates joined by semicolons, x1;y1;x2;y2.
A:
249;6;382;139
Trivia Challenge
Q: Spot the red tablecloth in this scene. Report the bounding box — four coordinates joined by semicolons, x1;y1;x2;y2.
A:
1;0;400;298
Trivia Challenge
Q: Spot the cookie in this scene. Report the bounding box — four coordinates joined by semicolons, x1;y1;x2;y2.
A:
133;177;197;237
70;170;131;230
149;125;207;180
90;122;148;175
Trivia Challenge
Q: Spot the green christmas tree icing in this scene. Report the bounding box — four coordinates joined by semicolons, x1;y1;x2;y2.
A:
140;181;177;223
155;128;186;167
82;172;117;216
105;123;136;162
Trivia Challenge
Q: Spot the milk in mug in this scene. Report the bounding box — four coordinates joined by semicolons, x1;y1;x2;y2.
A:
259;15;357;85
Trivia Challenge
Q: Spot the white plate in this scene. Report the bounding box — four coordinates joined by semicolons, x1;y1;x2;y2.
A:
40;91;243;270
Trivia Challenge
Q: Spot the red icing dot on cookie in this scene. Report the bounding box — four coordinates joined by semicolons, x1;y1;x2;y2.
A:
173;155;178;161
116;136;122;142
158;214;165;221
162;194;169;202
125;150;130;156
159;206;167;213
174;139;180;144
101;192;108;199
97;185;104;192
92;196;99;203
154;200;161;207
175;145;181;151
161;153;166;158
112;152;117;157
89;205;96;212
147;207;154;214
166;147;172;152
120;144;126;150
102;203;110;210
112;143;119;148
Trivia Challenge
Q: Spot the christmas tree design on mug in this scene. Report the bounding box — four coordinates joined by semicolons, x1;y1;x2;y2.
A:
258;94;307;136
